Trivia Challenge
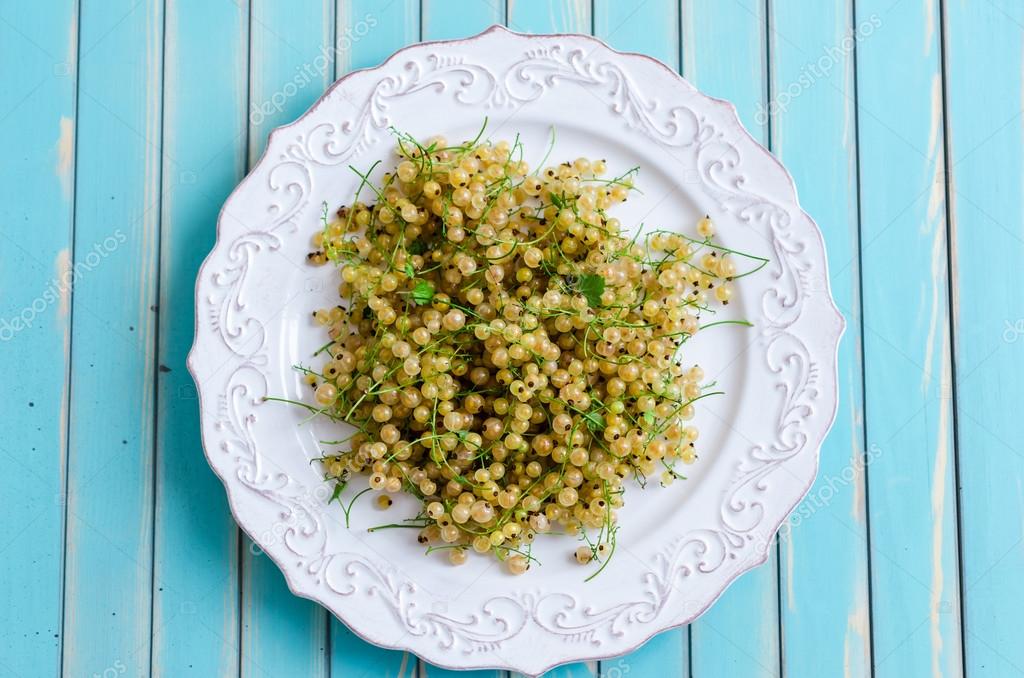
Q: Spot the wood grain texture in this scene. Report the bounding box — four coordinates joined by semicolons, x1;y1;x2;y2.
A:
336;0;420;78
682;2;779;676
0;1;77;676
768;2;873;677
856;1;963;676
943;1;1024;676
242;1;334;676
151;0;248;675
507;0;589;35
422;0;505;41
592;1;689;676
595;0;677;68
61;0;164;676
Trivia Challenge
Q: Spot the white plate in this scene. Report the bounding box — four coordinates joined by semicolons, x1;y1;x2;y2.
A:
188;25;843;675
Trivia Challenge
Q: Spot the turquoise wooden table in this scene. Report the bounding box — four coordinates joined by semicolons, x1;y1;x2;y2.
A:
2;0;1021;676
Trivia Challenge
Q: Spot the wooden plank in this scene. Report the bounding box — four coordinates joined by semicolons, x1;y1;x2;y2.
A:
505;3;592;677
0;2;77;676
943;1;1024;676
242;1;335;676
422;0;505;41
60;0;164;676
593;1;689;676
336;0;419;78
506;0;589;35
150;0;248;675
681;0;767;144
595;0;677;68
248;0;335;163
855;0;963;676
681;2;780;676
768;2;873;677
328;1;422;677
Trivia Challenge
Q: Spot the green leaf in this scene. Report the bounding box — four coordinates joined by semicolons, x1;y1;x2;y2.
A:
408;240;427;255
411;280;435;305
404;261;415;278
578;274;606;307
643;411;656;426
328;482;344;505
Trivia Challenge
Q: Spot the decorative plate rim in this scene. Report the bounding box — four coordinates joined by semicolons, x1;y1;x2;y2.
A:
187;24;845;675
